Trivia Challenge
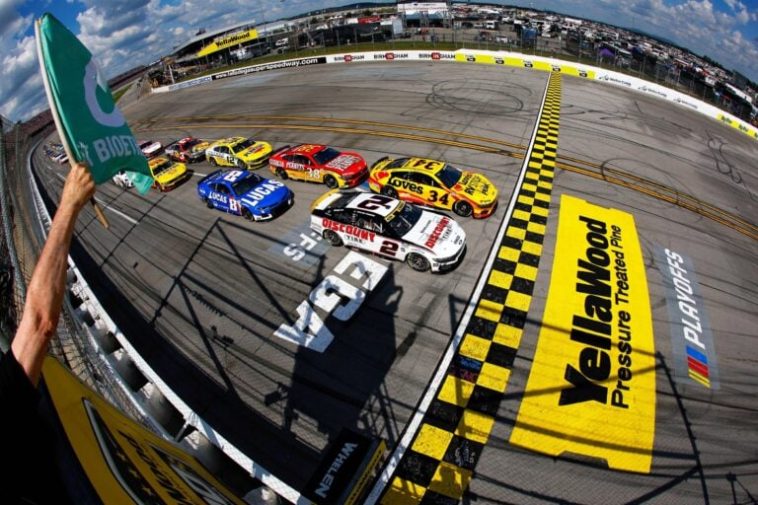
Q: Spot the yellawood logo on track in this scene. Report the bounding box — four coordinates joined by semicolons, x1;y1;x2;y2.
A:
510;194;656;474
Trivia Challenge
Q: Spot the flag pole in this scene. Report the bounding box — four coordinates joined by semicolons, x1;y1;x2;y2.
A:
35;18;109;229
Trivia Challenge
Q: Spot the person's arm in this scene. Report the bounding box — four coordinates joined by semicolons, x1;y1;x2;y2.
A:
11;162;95;386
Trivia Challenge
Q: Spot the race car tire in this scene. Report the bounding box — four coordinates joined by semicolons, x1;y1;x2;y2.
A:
235;158;245;169
324;230;343;246
242;208;253;221
276;168;288;180
453;200;473;218
381;185;397;198
205;198;214;209
209;157;217;166
407;253;431;272
324;175;338;189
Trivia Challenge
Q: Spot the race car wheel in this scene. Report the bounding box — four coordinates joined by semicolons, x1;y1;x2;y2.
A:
453;200;473;218
235;158;245;169
205;198;214;209
407;253;431;272
242;208;253;221
209;157;217;166
381;185;397;198
276;168;288;180
324;230;343;246
324;175;338;189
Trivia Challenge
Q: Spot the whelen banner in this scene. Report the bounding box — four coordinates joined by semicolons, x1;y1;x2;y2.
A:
197;29;258;57
43;357;246;504
510;195;656;473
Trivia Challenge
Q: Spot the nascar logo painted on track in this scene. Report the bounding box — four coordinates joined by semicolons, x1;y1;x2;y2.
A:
510;194;656;474
656;247;719;389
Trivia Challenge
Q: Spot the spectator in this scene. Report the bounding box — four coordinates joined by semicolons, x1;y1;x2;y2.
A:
0;162;95;503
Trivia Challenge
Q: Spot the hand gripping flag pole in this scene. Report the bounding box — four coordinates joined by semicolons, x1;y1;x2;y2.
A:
35;13;155;229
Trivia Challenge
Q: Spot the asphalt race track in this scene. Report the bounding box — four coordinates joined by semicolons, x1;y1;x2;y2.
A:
33;62;757;504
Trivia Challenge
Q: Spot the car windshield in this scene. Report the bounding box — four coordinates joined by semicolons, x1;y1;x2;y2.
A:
233;138;256;152
387;158;408;169
436;164;463;188
386;201;422;236
152;161;172;175
313;147;341;165
183;138;201;149
231;173;262;195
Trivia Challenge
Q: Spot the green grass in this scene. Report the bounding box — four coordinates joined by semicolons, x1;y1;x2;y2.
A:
112;85;130;103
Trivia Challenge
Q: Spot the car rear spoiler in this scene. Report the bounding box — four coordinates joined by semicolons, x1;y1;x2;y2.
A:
370;156;388;170
197;169;222;185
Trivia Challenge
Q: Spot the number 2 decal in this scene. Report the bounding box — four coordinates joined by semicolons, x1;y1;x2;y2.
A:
357;194;394;211
379;240;399;257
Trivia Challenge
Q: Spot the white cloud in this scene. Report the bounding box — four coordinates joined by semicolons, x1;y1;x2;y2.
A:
1;0;756;122
0;0;44;122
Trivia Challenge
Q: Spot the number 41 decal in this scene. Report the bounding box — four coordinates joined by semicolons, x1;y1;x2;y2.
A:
273;252;388;352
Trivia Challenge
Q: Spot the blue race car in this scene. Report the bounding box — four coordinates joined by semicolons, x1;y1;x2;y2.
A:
197;169;293;221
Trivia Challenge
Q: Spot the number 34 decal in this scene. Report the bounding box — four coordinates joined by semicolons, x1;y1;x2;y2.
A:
428;190;450;206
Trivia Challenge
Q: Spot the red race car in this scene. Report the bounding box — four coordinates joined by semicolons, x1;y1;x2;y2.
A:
268;144;367;188
165;136;210;163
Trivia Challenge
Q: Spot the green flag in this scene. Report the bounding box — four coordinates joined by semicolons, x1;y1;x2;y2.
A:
35;13;153;194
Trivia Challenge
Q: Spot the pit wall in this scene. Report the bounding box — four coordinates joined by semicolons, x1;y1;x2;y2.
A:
154;49;758;142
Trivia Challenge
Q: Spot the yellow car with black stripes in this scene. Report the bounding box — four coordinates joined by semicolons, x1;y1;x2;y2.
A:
368;156;498;218
205;136;273;169
148;156;189;192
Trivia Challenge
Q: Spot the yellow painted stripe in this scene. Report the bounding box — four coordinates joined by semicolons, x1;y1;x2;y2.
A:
510;195;657;474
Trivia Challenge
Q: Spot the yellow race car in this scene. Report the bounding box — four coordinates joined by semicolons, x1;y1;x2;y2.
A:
369;157;498;218
205;136;273;169
148;156;189;192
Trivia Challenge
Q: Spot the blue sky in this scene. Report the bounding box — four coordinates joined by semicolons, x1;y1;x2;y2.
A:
1;0;757;122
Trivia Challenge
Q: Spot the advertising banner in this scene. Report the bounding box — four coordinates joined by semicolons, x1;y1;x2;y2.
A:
510;194;656;473
198;29;259;57
304;429;383;505
212;56;326;80
43;357;246;504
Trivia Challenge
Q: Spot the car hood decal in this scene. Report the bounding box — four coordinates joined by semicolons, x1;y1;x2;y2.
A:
154;164;186;184
325;154;362;172
240;143;270;159
455;172;497;202
239;179;289;208
403;212;465;256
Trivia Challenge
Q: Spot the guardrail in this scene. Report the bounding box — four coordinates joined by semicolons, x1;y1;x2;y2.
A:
153;48;758;142
27;144;304;504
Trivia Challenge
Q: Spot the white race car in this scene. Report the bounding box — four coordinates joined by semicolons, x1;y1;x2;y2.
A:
139;139;163;158
112;170;134;189
310;190;466;272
